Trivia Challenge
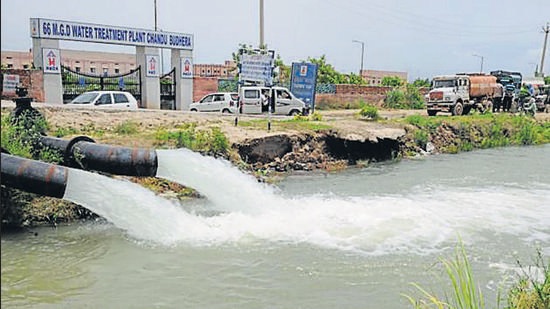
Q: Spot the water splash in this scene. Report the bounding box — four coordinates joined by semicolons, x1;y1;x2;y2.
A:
63;149;550;254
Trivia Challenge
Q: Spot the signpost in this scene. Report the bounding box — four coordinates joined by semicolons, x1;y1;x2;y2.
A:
2;74;20;95
239;53;274;85
290;62;318;113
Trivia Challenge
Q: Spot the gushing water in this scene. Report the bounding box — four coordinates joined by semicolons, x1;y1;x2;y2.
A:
63;148;550;253
63;168;195;244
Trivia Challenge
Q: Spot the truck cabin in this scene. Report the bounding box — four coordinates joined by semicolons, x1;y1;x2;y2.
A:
432;76;469;89
490;70;522;93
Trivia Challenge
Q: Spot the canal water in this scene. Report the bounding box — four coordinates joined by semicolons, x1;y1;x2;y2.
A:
2;146;549;308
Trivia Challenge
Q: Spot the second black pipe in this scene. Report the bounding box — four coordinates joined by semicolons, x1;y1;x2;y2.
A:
40;136;158;177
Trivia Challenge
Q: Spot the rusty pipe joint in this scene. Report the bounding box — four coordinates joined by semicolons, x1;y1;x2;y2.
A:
40;136;158;177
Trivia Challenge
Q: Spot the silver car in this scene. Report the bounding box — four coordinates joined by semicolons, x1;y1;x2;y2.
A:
189;92;239;113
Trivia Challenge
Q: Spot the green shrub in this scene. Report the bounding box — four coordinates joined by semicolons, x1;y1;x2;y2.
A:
506;249;549;309
1;111;62;163
385;89;407;109
154;123;229;156
291;111;323;122
309;111;323;121
384;85;426;110
358;104;379;120
405;84;427;109
414;130;429;149
114;121;139;135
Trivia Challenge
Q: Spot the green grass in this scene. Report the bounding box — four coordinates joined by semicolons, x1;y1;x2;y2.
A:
154;123;229;156
404;242;550;309
1;112;62;163
507;249;550;309
113;120;140;135
400;113;550;155
404;241;485;309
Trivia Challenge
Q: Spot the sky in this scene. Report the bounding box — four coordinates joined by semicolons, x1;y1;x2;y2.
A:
1;0;549;81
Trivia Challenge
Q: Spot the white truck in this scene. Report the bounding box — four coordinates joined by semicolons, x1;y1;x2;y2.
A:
426;74;503;116
238;86;309;116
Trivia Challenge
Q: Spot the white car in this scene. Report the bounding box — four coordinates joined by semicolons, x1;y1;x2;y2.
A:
189;92;239;113
66;91;139;109
239;86;308;116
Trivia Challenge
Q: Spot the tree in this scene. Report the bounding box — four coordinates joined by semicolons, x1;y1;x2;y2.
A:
307;55;342;84
381;76;405;87
545;76;550;85
307;55;365;85
273;54;290;84
412;78;431;88
230;43;254;78
231;43;289;84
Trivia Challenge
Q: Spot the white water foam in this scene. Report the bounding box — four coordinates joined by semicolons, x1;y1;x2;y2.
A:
64;149;550;254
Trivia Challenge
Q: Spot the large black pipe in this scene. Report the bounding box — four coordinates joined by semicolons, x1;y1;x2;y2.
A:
40;136;158;177
1;153;68;198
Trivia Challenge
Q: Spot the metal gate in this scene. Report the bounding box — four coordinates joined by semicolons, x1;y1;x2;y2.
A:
160;67;176;110
61;65;142;104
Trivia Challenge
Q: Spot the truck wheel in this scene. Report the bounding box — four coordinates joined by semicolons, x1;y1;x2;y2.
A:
427;110;437;116
289;109;301;116
451;102;463;116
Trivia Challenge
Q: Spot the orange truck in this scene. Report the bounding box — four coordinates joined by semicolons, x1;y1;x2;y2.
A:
426;73;503;116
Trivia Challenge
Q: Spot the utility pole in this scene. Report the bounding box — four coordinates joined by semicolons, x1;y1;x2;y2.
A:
352;40;365;76
259;0;264;49
154;0;158;31
539;22;549;77
473;54;484;73
154;0;164;75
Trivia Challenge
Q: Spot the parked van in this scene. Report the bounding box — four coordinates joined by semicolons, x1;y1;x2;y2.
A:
239;86;309;116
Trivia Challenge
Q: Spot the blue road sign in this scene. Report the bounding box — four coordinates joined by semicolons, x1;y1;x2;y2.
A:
290;62;318;112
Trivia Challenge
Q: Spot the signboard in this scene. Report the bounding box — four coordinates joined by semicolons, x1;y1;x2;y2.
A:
30;18;193;50
2;74;20;94
146;55;160;77
181;57;193;78
290;62;318;111
239;53;273;85
42;48;61;74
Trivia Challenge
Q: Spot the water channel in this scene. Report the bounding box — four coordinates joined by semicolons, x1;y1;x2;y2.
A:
2;145;549;308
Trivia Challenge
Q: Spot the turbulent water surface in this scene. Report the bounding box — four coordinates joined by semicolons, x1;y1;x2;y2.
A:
2;145;549;308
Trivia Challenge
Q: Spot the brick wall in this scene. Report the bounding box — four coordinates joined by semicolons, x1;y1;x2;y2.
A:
315;85;429;110
335;84;393;95
192;77;218;102
189;79;429;108
1;69;44;102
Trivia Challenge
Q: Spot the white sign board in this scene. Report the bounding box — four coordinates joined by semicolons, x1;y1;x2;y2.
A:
146;55;160;77
240;53;273;85
2;74;20;94
30;18;193;50
42;48;61;74
181;57;193;78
